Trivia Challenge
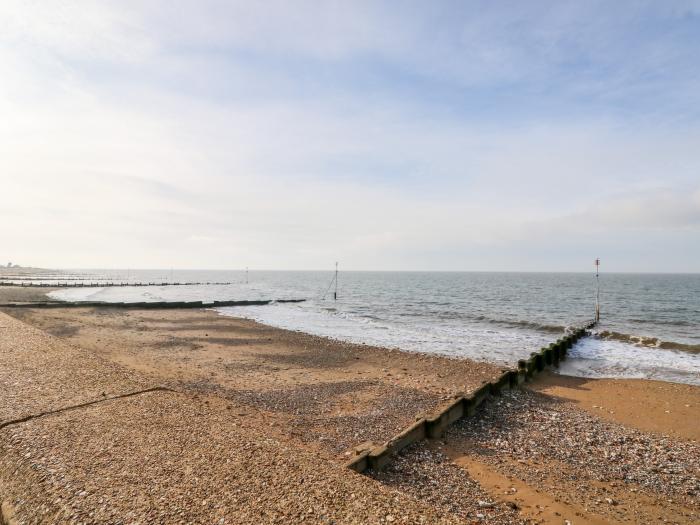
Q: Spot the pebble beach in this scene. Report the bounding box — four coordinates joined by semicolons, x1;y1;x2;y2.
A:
0;296;698;524
5;2;699;522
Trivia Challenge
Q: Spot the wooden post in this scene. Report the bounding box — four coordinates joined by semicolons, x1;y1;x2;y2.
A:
595;258;600;323
333;262;338;300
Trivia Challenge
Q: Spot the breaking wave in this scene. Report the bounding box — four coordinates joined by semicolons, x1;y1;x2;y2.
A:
595;331;700;354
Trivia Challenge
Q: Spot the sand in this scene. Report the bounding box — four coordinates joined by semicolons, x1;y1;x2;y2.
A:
377;389;698;525
530;371;700;441
0;302;698;524
2;307;505;460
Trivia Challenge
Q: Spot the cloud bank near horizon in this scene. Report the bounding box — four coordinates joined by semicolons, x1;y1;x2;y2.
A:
1;1;699;271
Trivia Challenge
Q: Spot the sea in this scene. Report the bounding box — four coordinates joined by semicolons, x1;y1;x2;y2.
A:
43;270;700;386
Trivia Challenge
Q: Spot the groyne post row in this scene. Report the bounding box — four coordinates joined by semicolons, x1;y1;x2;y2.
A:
0;299;305;309
0;281;233;288
346;320;597;473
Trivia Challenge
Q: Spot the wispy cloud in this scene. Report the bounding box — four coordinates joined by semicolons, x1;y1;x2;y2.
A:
1;1;698;271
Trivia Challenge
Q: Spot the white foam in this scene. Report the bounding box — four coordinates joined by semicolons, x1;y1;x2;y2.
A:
47;284;258;303
217;302;555;364
557;337;700;385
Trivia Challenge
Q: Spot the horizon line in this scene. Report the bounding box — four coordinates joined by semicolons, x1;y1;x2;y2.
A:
10;267;699;275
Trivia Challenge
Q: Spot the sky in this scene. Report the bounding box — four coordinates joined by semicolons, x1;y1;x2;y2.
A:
1;1;699;272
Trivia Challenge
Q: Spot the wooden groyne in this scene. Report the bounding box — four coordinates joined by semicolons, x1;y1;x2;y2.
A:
0;299;305;309
0;281;233;288
346;319;598;473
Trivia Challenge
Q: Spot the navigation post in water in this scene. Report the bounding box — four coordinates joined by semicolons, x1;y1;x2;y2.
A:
595;258;601;322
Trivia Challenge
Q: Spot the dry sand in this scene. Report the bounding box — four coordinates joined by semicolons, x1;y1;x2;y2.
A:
0;301;698;524
3;307;504;460
529;371;699;441
0;311;468;524
376;388;698;525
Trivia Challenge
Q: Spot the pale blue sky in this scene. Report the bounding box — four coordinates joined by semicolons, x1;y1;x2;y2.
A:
1;1;699;271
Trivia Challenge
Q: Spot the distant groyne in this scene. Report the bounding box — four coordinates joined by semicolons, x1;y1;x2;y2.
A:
0;281;233;288
0;299;305;309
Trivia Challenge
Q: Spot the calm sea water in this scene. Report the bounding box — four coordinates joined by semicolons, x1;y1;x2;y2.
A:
47;270;700;385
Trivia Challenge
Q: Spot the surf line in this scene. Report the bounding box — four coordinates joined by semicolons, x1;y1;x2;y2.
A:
0;281;233;288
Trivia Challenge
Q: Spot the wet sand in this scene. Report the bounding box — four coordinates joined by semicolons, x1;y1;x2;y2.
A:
0;300;698;524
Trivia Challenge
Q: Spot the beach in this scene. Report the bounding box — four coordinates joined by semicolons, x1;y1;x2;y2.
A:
0;299;697;524
5;2;699;522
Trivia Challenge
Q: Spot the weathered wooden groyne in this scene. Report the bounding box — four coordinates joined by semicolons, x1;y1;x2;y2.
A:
346;319;598;473
0;299;305;309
